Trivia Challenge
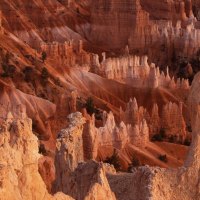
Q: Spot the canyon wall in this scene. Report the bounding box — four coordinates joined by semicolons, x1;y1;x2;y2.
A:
0;0;84;48
0;75;197;200
140;0;193;20
55;112;86;193
104;70;200;200
0;0;199;68
89;0;150;49
89;0;196;52
83;111;149;160
55;97;187;165
88;0;200;68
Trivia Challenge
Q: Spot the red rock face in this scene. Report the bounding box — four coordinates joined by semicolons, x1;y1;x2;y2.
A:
140;0;193;20
89;0;150;49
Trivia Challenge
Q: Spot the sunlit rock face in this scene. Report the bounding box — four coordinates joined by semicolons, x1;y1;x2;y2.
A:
146;71;200;200
93;54;190;89
55;160;117;200
55;112;86;185
54;112;116;200
0;113;73;200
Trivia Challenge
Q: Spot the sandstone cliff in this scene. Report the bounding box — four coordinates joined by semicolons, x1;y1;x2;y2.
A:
0;114;73;200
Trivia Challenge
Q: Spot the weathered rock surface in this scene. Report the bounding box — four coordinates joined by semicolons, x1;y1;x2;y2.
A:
55;160;116;200
0;115;73;200
140;0;193;21
53;112;116;199
54;112;86;192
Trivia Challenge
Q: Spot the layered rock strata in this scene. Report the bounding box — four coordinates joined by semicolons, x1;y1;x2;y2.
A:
140;0;193;21
89;0;197;55
89;0;150;49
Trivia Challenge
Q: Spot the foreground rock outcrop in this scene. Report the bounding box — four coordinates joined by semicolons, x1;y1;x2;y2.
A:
0;113;73;200
54;112;116;200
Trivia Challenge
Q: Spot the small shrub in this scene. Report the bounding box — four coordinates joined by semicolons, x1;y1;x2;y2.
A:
39;143;47;156
94;109;102;120
3;52;10;64
23;66;33;82
187;125;192;133
85;97;95;115
41;67;49;80
55;77;62;87
41;51;47;63
127;155;141;172
152;133;163;142
104;149;121;171
1;64;16;78
152;128;166;142
159;128;166;138
183;138;191;146
169;135;175;143
158;154;168;163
